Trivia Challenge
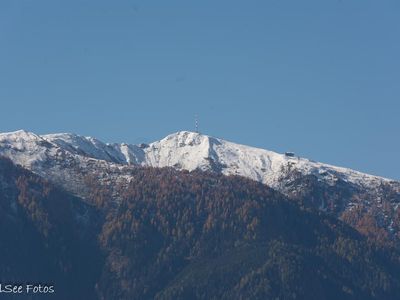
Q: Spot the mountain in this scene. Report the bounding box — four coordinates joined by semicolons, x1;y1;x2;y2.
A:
41;130;398;189
2;129;397;190
1;130;399;247
0;156;101;299
1;156;400;299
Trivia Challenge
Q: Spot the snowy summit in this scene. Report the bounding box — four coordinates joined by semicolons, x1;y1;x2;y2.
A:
0;130;396;192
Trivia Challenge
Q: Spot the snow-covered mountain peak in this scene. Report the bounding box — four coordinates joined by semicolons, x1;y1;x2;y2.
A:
0;129;397;192
1;129;399;249
0;130;55;168
43;132;107;157
161;130;210;144
144;131;215;171
154;131;223;152
0;130;54;152
0;129;43;142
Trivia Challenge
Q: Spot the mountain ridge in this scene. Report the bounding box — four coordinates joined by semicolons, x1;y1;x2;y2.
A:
1;129;396;188
2;155;400;299
1;129;400;248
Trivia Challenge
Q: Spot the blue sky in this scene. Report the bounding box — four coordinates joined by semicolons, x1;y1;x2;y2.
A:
0;0;399;179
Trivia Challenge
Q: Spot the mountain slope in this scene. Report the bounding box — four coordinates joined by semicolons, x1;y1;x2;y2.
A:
1;152;400;299
1;129;396;191
0;157;102;299
40;130;397;191
57;165;400;299
1;130;400;247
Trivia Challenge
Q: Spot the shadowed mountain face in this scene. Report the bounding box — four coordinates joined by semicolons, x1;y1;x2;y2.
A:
0;157;102;300
1;130;399;248
1;156;400;300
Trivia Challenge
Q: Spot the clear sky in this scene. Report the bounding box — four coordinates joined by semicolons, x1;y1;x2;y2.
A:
0;0;399;179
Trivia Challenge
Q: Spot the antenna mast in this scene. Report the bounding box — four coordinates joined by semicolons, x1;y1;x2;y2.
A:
195;114;199;133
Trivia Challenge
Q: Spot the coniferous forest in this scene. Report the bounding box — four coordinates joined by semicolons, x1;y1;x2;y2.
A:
1;156;400;299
